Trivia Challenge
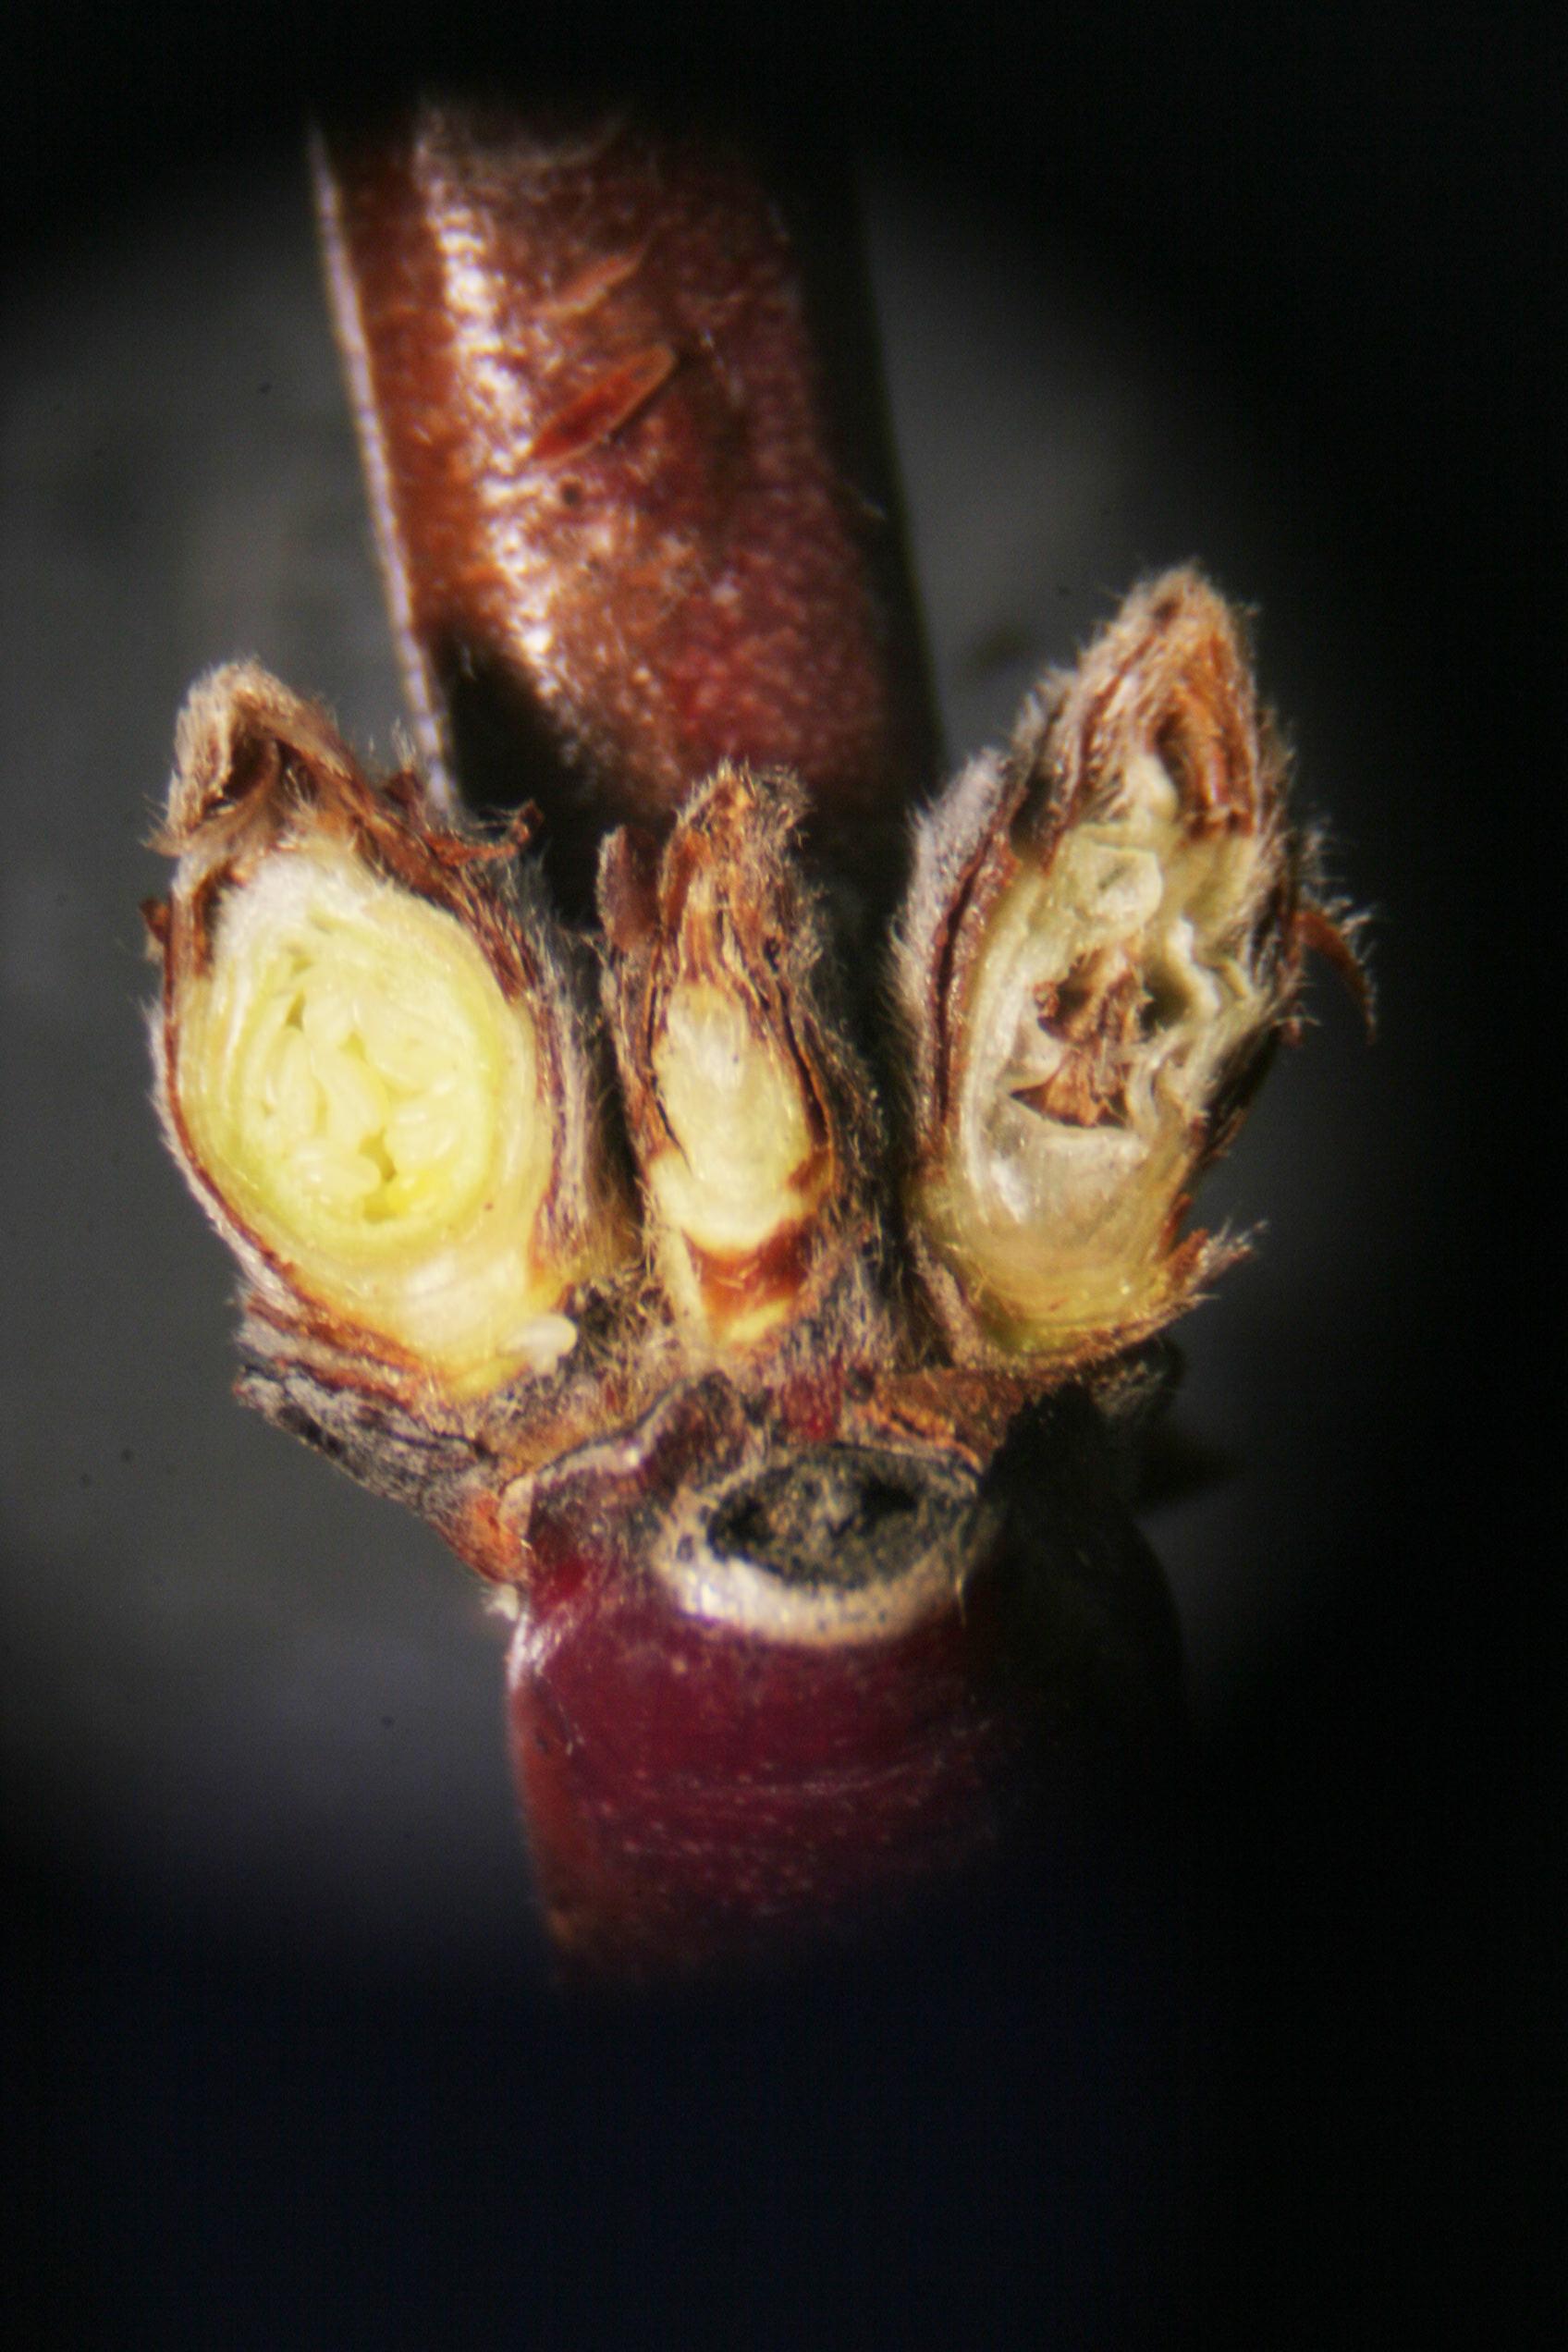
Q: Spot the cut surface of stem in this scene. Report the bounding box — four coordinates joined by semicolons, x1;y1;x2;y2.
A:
649;981;819;1283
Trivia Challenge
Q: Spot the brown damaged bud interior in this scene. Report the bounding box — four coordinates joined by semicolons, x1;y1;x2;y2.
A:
597;765;880;1353
895;569;1346;1365
148;664;630;1403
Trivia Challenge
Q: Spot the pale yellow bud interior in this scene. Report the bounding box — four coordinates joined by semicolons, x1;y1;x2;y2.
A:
925;749;1272;1347
645;981;815;1338
175;840;575;1394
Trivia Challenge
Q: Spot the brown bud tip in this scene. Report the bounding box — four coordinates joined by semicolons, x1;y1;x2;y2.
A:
895;569;1317;1366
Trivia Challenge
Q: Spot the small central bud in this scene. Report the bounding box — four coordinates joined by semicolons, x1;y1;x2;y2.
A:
598;764;875;1355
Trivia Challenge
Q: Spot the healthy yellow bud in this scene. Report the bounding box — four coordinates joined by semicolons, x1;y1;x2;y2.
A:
152;666;627;1404
175;839;571;1393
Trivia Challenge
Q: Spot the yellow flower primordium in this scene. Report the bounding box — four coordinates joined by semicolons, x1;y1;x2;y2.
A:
175;839;578;1396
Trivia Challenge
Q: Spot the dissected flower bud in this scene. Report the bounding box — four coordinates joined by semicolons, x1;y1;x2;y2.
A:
148;664;628;1402
895;570;1334;1366
138;87;1372;1982
598;765;882;1355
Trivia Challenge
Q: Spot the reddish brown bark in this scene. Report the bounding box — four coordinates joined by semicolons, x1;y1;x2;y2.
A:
316;104;936;905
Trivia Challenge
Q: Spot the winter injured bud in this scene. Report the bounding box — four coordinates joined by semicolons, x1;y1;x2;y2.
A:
896;570;1328;1365
149;665;625;1399
599;766;876;1351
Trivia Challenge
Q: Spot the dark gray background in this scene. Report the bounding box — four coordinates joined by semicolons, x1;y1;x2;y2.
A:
3;6;1556;2344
